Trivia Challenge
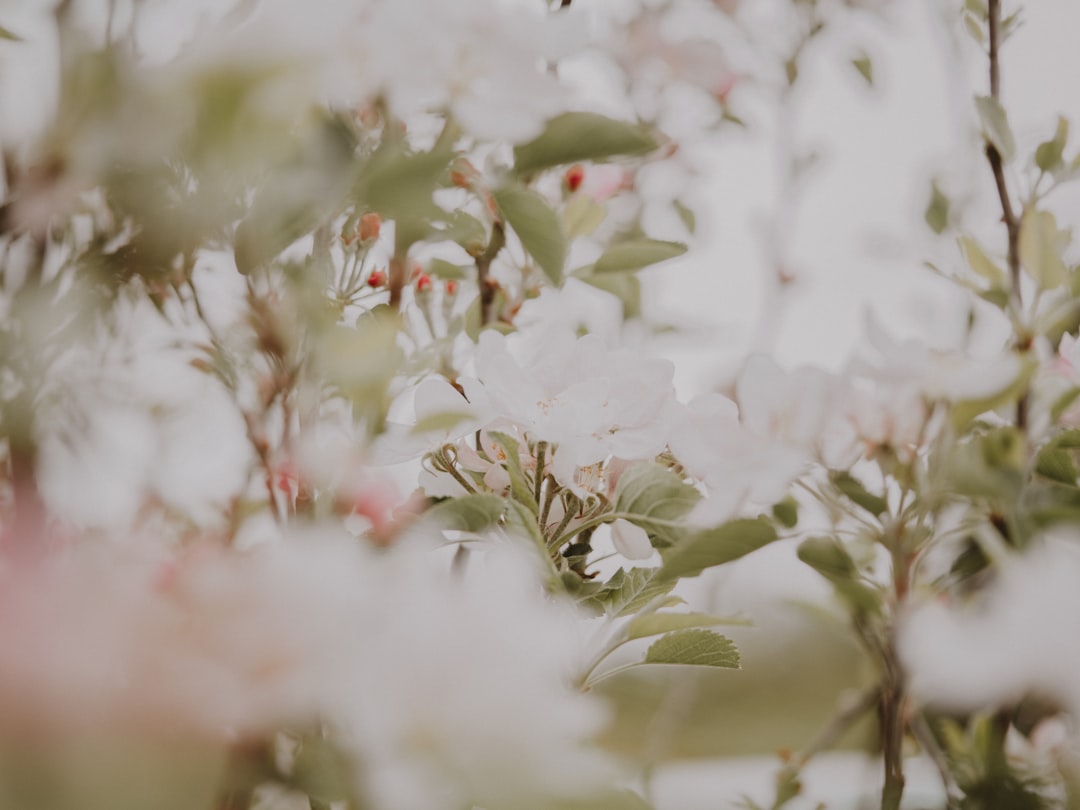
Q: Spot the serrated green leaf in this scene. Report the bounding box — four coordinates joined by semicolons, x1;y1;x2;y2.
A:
644;629;740;669
829;470;888;517
1035;116;1069;173
1036;445;1077;485
513;112;657;175
426;494;506;533
594;239;687;275
488;431;538;514
959;236;1007;286
1019;209;1069;289
656;518;778;582
925;181;950;234
626;611;751;640
614;463;700;547
587;567;679;617
975;95;1016;163
493;184;566;285
851;54;873;86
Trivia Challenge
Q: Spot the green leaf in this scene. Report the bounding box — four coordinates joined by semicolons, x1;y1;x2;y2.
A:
1052;390;1080;423
656;518;778;582
594;239;687;275
975;96;1016;163
959;236;1007;286
1019;209;1070;289
579;271;641;319
963;12;986;43
426;258;469;281
644;629;741;669
925;181;951;235
550;790;654;810
493;184;567;285
829;470;888;517
587;567;679;618
626;611;751;640
410;410;473;435
965;0;988;18
562;194;607;239
614;463;700;546
673;199;697;234
851;54;874;86
291;735;355;805
488;431;539;513
358;140;452;223
513;112;657;175
1036;445;1077;485
437;211;487;256
1035;116;1069;173
797;536;857;580
772;496;799;529
0;25;23;42
426;494;506;533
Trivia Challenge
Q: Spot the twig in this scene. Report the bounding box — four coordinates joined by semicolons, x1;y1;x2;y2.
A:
984;0;1027;430
476;222;505;326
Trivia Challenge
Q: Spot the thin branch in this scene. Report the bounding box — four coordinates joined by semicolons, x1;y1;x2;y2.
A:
476;221;505;326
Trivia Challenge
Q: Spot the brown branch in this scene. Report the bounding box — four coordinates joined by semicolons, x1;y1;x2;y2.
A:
476;221;505;326
984;0;1027;430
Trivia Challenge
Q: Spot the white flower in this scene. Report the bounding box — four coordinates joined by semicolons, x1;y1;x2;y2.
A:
669;392;807;524
471;329;678;491
610;518;654;561
899;536;1080;721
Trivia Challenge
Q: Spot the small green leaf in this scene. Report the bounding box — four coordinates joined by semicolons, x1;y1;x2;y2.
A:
562;194;608;239
959;236;1007;286
673;199;697;234
829;470;888;517
963;12;986;43
797;536;857;580
587;567;679;618
1019;209;1069;289
975;96;1016;163
426;494;506;533
594;239;688;275
964;0;988;18
656;518;778;582
493;184;567;285
488;431;538;513
513;112;657;175
410;411;473;435
644;629;741;669
851;54;874;86
1036;445;1077;485
626;611;751;640
772;496;799;529
579;271;641;319
614;463;700;547
426;257;469;281
925;181;951;234
1035;116;1069;173
0;25;23;42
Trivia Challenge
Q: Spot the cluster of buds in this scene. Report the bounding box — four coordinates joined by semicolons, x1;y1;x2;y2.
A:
341;212;382;247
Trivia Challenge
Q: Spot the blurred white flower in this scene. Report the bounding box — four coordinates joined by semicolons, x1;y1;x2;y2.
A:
900;536;1080;721
610;518;654;560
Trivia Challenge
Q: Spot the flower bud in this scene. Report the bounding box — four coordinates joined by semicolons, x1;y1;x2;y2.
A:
359;212;382;242
367;269;386;288
564;164;585;192
415;273;433;293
